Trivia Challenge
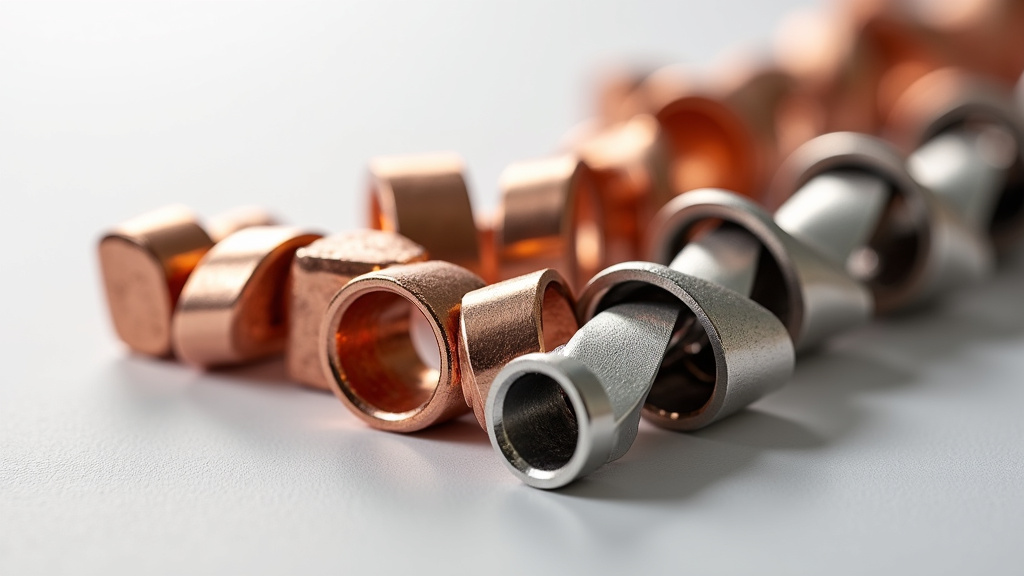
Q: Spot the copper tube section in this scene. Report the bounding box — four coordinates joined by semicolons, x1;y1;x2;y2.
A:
321;261;485;432
573;115;673;265
458;269;578;429
368;152;482;276
286;230;428;390
641;68;760;196
171;225;322;368
495;155;605;290
98;204;276;357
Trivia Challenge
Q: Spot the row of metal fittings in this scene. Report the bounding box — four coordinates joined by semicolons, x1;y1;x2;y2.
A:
99;0;1024;489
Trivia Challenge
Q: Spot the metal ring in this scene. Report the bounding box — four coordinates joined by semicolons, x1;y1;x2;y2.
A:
577;261;794;431
286;230;427;390
495;155;604;290
171;225;322;367
458;268;578;429
766;132;933;313
368;152;482;276
321;261;485;432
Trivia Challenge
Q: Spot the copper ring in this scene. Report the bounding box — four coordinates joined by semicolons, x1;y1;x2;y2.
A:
286;230;428;390
636;66;759;196
172;225;322;368
98;204;276;357
573;115;674;265
321;261;485;432
458;268;579;429
368;152;482;276
495;155;604;290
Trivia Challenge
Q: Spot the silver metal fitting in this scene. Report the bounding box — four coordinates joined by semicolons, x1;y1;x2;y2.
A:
486;300;680;489
767;132;993;313
648;188;872;350
577;262;795;432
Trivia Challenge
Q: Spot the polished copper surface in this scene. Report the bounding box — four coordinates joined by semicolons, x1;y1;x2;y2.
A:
322;261;485;432
641;67;760;196
495;155;604;290
98;204;277;357
286;230;428;390
368;152;482;275
458;269;578;429
573;115;673;265
172;226;322;368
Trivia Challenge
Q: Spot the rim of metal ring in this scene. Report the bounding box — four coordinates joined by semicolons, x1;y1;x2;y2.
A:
576;261;794;430
765;132;933;313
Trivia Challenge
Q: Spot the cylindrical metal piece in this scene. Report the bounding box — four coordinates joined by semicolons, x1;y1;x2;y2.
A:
578;261;795;431
286;230;428;390
495;155;604;289
458;269;578;430
98;205;276;357
486;300;680;489
649;189;873;350
321;261;485;432
368;152;483;276
171;225;322;368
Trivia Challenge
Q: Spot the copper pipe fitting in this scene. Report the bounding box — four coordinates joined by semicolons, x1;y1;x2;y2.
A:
368;152;483;276
98;204;276;356
286;230;428;390
172;225;322;368
572;115;674;265
495;155;604;290
641;67;760;196
321;261;485;432
458;269;578;429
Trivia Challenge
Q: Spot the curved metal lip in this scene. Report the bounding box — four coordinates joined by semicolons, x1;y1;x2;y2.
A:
486;353;616;490
645;188;805;343
575;261;734;430
885;67;1024;159
766;132;933;313
320;274;451;428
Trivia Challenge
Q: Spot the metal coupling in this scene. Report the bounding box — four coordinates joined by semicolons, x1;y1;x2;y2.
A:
767;131;993;313
494;156;605;290
486;300;680;489
887;68;1024;248
367;152;484;278
98;204;276;357
649;188;872;350
321;261;485;432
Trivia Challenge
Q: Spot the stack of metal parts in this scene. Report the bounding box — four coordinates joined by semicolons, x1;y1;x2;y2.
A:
98;0;1024;489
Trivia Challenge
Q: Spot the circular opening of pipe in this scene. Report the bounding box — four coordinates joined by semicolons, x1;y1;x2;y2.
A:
500;372;579;472
334;290;441;416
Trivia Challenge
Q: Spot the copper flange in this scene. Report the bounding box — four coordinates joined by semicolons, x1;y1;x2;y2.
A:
98;204;276;356
368;152;482;276
573;115;674;265
495;155;604;290
321;261;485;432
286;230;428;390
458;268;578;429
172;225;322;368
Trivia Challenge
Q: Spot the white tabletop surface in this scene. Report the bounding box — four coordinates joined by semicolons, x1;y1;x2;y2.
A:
2;1;1022;574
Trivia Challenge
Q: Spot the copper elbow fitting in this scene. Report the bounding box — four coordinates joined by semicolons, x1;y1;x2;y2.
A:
458;269;578;429
98;204;276;357
368;152;483;277
171;225;322;368
321;261;485;432
494;155;605;290
286;230;428;390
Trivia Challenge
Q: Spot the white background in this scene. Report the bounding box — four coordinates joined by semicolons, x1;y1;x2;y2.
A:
2;2;1023;574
